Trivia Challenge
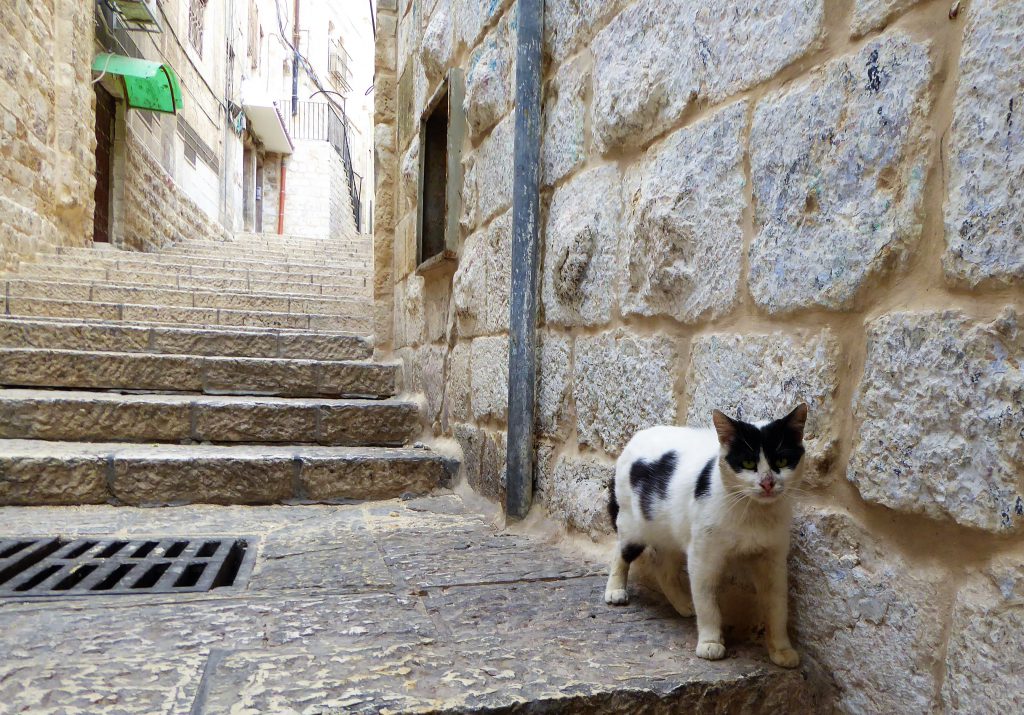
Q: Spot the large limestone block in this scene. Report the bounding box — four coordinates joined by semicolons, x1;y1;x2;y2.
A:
420;0;453;79
943;0;1024;286
544;0;623;63
471;336;509;422
452;230;488;337
536;331;571;438
464;6;515;138
537;452;614;538
620;102;746;324
591;0;823;152
942;554;1024;712
475;113;515;223
749;32;933;313
684;330;840;486
851;0;923;36
791;510;946;713
486;210;512;333
542;165;623;327
850;309;1024;533
573;329;677;455
541;56;587;187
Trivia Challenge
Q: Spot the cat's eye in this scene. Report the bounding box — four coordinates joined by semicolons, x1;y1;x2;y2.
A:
742;460;756;470
776;458;788;468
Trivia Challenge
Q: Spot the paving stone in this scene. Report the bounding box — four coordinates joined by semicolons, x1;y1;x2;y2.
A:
791;509;945;714
850;309;1024;533
685;330;841;487
942;553;1024;713
573;329;678;454
0;497;828;711
749;32;933;313
591;0;823;152
542;165;623;327
943;0;1024;286
621;101;746;324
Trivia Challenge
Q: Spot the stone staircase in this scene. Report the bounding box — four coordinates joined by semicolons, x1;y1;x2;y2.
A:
0;234;453;507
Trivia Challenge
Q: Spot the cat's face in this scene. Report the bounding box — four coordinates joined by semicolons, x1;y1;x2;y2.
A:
712;404;808;503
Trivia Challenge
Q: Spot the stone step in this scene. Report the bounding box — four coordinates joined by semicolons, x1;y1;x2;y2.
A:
0;348;398;398
3;278;369;316
205;234;371;249
13;264;370;296
0;389;421;446
0;439;452;506
165;244;370;261
47;247;371;273
4;296;370;332
0;317;371;359
26;254;369;281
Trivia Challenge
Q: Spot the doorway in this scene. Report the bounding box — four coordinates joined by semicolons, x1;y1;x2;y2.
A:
92;85;116;243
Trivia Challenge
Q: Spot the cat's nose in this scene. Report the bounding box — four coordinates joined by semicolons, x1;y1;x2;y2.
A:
759;475;776;495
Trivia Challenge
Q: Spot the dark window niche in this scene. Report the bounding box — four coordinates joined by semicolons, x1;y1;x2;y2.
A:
419;91;449;265
416;69;465;273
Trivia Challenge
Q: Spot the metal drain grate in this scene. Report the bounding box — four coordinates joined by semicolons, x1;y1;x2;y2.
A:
0;537;254;597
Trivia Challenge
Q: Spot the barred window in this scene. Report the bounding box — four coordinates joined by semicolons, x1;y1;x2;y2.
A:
188;0;208;57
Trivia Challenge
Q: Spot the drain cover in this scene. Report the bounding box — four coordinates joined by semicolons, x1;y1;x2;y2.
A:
0;537;253;597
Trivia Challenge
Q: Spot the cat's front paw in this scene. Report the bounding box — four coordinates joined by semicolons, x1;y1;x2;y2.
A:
604;588;630;605
695;641;726;660
769;647;801;668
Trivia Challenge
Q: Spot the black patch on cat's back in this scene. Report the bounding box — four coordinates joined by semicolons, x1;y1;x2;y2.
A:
630;450;677;520
694;457;715;500
608;480;619;530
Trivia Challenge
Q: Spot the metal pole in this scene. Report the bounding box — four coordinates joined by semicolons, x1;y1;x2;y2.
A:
505;0;544;521
291;0;300;116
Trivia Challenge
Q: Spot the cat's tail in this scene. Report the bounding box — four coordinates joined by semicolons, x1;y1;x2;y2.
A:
607;479;619;531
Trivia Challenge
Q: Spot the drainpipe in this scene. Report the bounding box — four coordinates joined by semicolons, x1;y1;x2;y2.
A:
278;161;287;235
505;0;544;521
291;0;301;116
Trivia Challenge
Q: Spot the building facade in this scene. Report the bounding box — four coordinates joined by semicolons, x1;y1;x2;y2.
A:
375;0;1024;712
0;0;373;273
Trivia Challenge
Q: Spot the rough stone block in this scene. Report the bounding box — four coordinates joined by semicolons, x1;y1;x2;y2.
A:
791;510;945;714
471;336;509;422
318;361;398;399
544;0;623;63
193;401;316;444
942;554;1024;712
541;57;587;187
542;165;622;327
850;309;1024;533
413;343;446;425
536;331;571;438
685;330;840;486
943;0;1024;286
0;447;108;506
452;230;488;337
445;341;472;425
591;0;823;152
202;357;318;397
486;209;512;332
477;427;507;503
464;7;515;138
573;329;677;454
475;113;514;223
749;32;933;313
453;421;484;489
620;101;746;324
299;449;448;501
538;452;614;538
318;401;422;446
851;0;921;36
420;0;453;79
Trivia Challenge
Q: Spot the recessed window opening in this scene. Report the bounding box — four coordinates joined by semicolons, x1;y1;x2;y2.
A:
420;88;450;265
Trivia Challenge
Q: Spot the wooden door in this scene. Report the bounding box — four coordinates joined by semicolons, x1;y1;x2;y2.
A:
92;86;116;243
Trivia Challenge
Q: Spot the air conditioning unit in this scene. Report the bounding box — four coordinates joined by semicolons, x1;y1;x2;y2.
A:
107;0;163;33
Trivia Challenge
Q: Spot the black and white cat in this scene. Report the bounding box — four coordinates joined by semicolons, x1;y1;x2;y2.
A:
605;404;808;668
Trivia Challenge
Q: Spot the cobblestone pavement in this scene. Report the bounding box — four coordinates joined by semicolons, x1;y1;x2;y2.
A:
0;496;828;713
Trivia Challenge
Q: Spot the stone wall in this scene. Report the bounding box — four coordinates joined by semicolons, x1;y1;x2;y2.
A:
0;0;96;270
119;131;228;252
283;139;357;239
376;0;1024;711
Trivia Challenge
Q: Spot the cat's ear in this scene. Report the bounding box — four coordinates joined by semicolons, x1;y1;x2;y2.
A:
784;403;809;441
712;410;736;446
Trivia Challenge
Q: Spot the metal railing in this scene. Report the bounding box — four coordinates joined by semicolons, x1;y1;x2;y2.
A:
279;100;361;231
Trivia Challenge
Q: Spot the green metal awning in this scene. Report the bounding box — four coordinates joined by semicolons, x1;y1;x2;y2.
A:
92;53;183;114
